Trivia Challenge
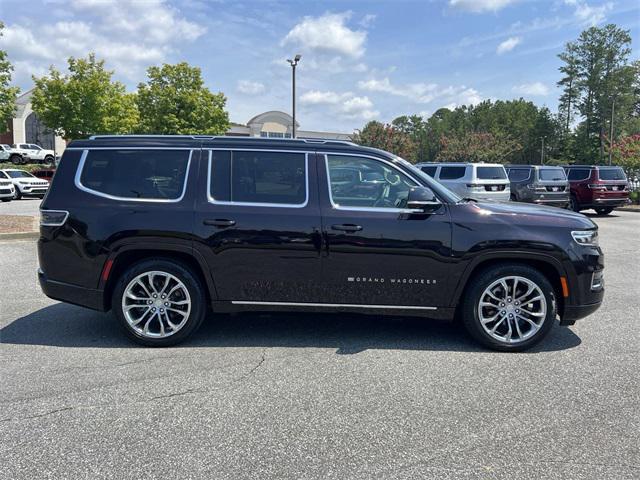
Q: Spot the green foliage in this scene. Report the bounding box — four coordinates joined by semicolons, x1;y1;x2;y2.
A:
610;133;640;171
437;132;521;163
136;62;229;135
31;53;139;140
0;162;51;172
352;121;417;160
0;22;20;133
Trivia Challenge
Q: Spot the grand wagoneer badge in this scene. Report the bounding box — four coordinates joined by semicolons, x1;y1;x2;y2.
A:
347;277;437;285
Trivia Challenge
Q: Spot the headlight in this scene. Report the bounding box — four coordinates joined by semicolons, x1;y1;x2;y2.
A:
571;230;598;246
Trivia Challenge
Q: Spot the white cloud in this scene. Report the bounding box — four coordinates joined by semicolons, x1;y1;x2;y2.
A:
0;0;205;86
300;90;351;105
300;90;379;121
496;36;521;54
340;96;379;120
565;0;612;26
282;12;367;58
449;0;516;13
358;77;481;108
237;80;266;95
512;82;550;96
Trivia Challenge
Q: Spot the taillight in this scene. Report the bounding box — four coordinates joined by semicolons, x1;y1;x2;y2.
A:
527;184;546;192
466;184;483;190
588;184;607;191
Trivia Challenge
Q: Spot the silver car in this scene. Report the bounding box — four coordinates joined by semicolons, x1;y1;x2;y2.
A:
415;162;511;201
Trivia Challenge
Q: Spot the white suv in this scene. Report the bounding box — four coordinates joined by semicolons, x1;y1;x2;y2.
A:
10;143;56;164
0;169;49;199
0;144;12;161
415;162;511;202
0;171;16;202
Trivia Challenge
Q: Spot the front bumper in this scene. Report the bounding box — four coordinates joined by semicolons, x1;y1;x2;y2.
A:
38;268;105;311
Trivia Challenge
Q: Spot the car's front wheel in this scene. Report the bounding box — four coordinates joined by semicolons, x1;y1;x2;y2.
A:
12;187;21;200
112;259;206;346
462;264;556;352
10;154;24;165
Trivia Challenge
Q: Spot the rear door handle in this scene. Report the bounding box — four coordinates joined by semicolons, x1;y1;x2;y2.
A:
203;219;236;227
331;224;362;233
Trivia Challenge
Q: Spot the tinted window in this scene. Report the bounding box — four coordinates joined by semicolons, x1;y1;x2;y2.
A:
420;166;437;177
327;155;416;208
477;166;507;180
439;166;467;180
508;169;530;182
210;150;306;205
80;149;190;200
538;168;567;181
598;167;626;181
567;168;591;181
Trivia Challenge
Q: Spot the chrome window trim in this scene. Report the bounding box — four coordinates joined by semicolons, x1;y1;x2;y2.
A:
74;149;193;203
321;152;423;213
66;147;194;151
231;301;437;311
206;148;310;208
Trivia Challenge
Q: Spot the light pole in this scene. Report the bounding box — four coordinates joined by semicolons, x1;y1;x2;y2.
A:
609;96;616;166
540;136;546;165
287;54;301;138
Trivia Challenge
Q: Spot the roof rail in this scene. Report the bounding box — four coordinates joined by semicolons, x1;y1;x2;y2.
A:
87;134;357;146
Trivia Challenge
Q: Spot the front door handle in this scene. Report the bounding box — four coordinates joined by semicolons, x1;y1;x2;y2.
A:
203;219;236;228
331;224;363;233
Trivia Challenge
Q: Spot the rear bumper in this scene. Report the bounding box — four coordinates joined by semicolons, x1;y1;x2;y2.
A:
38;268;106;311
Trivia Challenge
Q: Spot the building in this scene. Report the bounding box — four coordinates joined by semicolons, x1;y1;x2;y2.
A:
227;111;352;140
0;89;66;153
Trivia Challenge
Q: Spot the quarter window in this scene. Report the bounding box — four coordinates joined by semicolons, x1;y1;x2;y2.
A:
508;169;530;182
439;166;467;180
326;155;417;209
420;166;437;177
567;168;591;181
210;150;307;205
80;149;190;200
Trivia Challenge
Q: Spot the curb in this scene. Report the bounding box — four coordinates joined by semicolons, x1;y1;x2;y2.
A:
0;231;39;241
617;207;640;213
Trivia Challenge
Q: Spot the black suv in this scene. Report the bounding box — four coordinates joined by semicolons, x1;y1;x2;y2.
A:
38;136;604;351
505;165;570;208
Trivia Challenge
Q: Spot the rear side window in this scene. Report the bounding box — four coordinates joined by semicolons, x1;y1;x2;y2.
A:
80;149;190;200
420;166;437;177
210;150;307;205
477;166;507;180
598;167;626;181
538;168;567;181
439;166;466;180
567;168;591;181
508;169;530;182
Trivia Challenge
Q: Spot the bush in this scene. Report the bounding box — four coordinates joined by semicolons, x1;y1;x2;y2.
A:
0;162;53;172
629;190;640;205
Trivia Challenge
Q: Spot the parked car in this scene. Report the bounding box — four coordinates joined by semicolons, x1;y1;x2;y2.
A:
32;168;56;182
10;143;56;164
0;144;12;161
0;169;50;199
564;165;630;215
414;162;510;202
0;170;15;202
505;165;569;208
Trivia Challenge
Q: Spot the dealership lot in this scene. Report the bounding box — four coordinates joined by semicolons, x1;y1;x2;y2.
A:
1;212;639;479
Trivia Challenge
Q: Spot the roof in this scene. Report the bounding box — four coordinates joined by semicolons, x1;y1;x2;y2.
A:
416;162;506;167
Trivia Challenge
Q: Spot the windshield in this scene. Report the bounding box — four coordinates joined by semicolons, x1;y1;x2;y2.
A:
538;168;567;181
6;170;35;179
394;157;462;203
0;171;8;179
477;166;507;180
599;167;626;181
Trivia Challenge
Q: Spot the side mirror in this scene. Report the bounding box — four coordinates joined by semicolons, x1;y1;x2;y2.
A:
406;186;441;212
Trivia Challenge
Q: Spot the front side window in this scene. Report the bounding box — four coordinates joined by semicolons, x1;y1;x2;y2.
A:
439;166;467;180
29;144;42;150
80;149;190;200
508;169;530;182
567;168;591;181
326;155;417;209
210;150;307;205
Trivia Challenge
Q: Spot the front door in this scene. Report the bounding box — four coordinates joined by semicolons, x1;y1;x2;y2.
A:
318;153;453;308
194;147;323;303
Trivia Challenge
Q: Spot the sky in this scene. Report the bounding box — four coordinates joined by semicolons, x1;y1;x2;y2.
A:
0;0;638;133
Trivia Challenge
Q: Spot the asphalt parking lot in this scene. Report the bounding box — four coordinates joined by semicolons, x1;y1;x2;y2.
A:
1;211;639;479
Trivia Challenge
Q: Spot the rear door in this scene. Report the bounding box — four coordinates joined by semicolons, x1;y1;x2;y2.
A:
318;152;453;308
193;146;323;303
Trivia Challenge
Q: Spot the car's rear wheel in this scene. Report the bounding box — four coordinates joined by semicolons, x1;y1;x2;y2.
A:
112;259;206;347
10;154;24;165
461;264;556;352
569;195;580;212
1;198;10;202
594;207;614;216
44;155;54;164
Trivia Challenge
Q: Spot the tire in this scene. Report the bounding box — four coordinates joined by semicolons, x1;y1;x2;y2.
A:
594;207;613;216
1;198;11;202
111;259;207;347
13;187;21;200
461;263;557;352
569;195;580;212
509;193;517;202
44;155;54;164
10;154;24;165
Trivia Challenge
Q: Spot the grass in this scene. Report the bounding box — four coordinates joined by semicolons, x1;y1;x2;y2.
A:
0;162;55;172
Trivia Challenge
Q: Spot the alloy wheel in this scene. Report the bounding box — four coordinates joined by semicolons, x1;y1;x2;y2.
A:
121;271;192;339
477;275;547;344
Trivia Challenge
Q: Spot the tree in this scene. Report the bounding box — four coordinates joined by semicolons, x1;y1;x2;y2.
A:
436;132;521;164
610;133;640;173
31;53;138;140
391;115;429;162
352;121;417;160
137;62;229;135
0;22;20;133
